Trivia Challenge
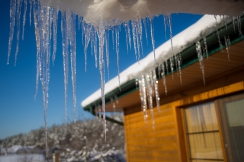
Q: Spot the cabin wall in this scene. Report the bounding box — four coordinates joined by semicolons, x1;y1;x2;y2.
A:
124;79;244;162
124;103;180;162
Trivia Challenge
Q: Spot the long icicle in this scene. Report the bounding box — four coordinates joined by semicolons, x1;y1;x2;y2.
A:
149;17;156;65
22;0;27;40
61;11;69;127
98;29;106;141
8;0;17;64
115;27;121;88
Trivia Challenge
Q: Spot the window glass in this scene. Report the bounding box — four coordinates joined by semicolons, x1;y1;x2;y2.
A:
185;102;224;161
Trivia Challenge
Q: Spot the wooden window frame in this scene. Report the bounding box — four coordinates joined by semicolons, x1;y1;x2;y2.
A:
173;81;244;162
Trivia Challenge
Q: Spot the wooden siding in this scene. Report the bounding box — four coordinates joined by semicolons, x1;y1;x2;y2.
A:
121;41;244;162
124;80;244;162
124;104;180;162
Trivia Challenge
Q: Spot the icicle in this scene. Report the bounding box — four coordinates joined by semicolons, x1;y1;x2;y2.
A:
61;11;69;126
216;30;223;52
166;14;173;51
105;31;110;81
69;13;77;123
97;28;106;141
169;56;174;79
131;20;139;61
165;59;169;74
162;15;167;40
196;41;205;85
223;15;228;30
177;54;182;85
83;24;91;71
8;0;17;64
146;72;155;129
161;62;167;95
203;37;208;58
52;9;58;65
237;16;243;38
94;31;98;68
112;28;115;49
33;2;52;157
29;0;32;26
33;6;41;100
143;18;148;45
14;0;23;66
124;22;130;54
22;0;27;40
224;36;230;61
149;17;157;65
115;28;121;88
153;70;160;112
138;75;148;123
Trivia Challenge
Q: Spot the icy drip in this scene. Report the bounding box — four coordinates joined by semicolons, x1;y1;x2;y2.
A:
161;62;167;95
138;75;148;123
33;2;53;157
52;9;58;65
224;36;231;61
176;54;182;85
29;0;32;25
14;0;23;66
143;18;148;45
152;70;160;112
236;16;243;38
33;2;40;100
203;37;208;58
169;57;174;79
8;0;17;64
216;30;223;52
163;15;167;39
124;22;130;53
105;32;110;80
83;23;92;71
115;28;121;88
149;17;156;65
131;18;144;60
196;41;205;85
61;11;69;126
69;13;77;123
22;0;27;40
131;21;136;59
166;14;173;51
146;72;155;129
97;29;107;141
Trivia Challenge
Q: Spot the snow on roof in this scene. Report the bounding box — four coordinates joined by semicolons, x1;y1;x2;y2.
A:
81;15;229;108
40;0;243;27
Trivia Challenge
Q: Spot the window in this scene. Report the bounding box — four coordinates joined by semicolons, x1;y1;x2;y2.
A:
184;102;224;162
217;93;244;162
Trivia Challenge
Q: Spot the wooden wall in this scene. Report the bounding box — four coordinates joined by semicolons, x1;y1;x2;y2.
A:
124;103;181;162
123;80;244;162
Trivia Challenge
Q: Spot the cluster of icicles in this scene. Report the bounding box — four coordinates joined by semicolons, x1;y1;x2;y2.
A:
7;0;243;157
136;15;243;128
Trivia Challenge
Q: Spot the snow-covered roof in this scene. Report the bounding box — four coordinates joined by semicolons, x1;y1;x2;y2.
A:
81;15;229;108
40;0;243;27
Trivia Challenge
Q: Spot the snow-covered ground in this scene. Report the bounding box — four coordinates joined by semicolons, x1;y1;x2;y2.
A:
0;154;45;162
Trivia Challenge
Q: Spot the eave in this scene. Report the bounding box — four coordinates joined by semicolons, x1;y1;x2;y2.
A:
83;16;244;117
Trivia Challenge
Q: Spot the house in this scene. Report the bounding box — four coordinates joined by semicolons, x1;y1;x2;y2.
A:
81;15;244;162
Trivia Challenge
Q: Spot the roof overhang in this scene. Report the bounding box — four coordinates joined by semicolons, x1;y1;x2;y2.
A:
82;15;244;115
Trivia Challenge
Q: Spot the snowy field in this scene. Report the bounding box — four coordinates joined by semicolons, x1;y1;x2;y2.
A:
0;154;45;162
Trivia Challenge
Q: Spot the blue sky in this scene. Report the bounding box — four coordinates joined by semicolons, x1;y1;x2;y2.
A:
0;0;203;139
